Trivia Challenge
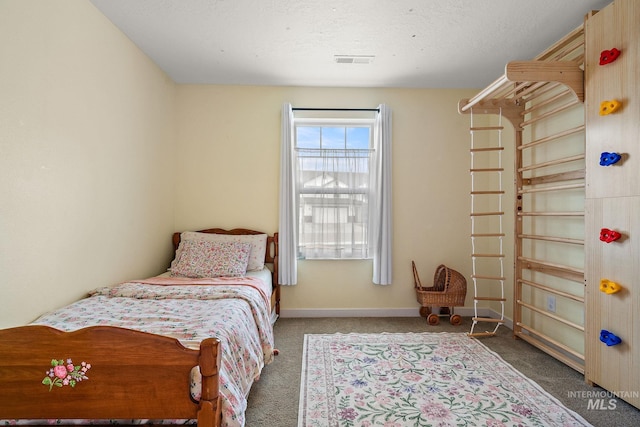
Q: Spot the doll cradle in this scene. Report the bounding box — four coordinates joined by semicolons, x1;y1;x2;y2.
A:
412;261;467;325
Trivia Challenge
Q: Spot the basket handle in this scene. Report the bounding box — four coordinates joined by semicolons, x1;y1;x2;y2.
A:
433;264;450;292
411;261;422;288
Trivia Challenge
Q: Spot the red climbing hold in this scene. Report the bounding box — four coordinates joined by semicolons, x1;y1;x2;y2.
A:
600;228;622;243
599;48;621;65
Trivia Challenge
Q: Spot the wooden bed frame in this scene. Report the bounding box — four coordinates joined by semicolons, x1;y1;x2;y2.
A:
0;228;279;426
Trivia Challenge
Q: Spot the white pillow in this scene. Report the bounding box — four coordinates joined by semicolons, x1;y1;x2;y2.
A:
173;231;268;272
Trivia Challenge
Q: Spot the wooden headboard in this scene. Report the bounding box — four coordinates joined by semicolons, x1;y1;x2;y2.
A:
172;228;280;315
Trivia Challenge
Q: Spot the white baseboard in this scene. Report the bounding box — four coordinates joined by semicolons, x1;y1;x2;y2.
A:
280;307;513;329
280;308;417;318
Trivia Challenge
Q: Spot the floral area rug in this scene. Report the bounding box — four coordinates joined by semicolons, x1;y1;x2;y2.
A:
298;332;591;427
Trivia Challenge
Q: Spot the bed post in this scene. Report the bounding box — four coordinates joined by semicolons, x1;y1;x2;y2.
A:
197;337;222;426
272;232;280;316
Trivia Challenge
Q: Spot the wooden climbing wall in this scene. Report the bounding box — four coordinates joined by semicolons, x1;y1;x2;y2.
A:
459;23;588;372
584;0;640;409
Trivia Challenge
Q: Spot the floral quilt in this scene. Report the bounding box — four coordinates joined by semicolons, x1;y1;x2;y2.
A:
22;275;275;427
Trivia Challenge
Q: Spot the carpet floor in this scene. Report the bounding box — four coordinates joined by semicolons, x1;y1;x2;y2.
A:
246;317;640;427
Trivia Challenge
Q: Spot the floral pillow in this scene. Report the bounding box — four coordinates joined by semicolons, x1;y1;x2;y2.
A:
175;232;268;271
170;240;251;278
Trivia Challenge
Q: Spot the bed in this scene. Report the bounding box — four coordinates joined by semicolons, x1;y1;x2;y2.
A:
0;228;279;427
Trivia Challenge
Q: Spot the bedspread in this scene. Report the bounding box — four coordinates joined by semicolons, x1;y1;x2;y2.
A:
28;275;275;427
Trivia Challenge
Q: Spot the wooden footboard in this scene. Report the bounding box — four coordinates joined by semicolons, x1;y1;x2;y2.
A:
0;325;222;426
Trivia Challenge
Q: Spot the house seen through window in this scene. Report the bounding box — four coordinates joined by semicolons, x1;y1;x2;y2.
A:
294;118;375;260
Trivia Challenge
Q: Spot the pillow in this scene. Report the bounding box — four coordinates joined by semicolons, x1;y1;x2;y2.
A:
170;240;251;278
174;232;268;271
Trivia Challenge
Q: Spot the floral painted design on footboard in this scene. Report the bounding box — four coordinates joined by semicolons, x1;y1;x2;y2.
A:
42;359;91;391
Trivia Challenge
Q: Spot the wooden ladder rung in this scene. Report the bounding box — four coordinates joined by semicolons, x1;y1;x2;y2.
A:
470;147;505;152
518;257;584;276
518;183;585;194
472;253;505;258
467;332;497;338
470;168;504;172
518;124;584;147
518;234;583;245
474;296;507;301
471;190;505;195
470;126;504;131
472;317;504;323
518;154;585;173
472;233;506;237
518;211;584;217
472;275;506;281
470;211;504;217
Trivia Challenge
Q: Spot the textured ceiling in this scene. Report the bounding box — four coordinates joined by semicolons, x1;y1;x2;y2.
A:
89;0;611;89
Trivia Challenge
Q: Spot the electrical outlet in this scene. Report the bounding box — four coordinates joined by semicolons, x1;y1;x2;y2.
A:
547;295;556;313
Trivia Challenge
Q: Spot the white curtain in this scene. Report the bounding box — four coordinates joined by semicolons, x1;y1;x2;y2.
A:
278;103;297;285
370;104;393;285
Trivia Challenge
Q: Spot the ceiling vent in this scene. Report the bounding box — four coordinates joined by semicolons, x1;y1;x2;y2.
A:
334;55;375;64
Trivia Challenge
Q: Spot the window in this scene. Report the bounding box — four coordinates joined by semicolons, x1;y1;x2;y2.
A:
279;103;392;285
294;118;375;259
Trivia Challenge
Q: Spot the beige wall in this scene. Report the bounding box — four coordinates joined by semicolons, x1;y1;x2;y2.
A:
1;0;532;327
175;86;480;315
0;0;177;328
